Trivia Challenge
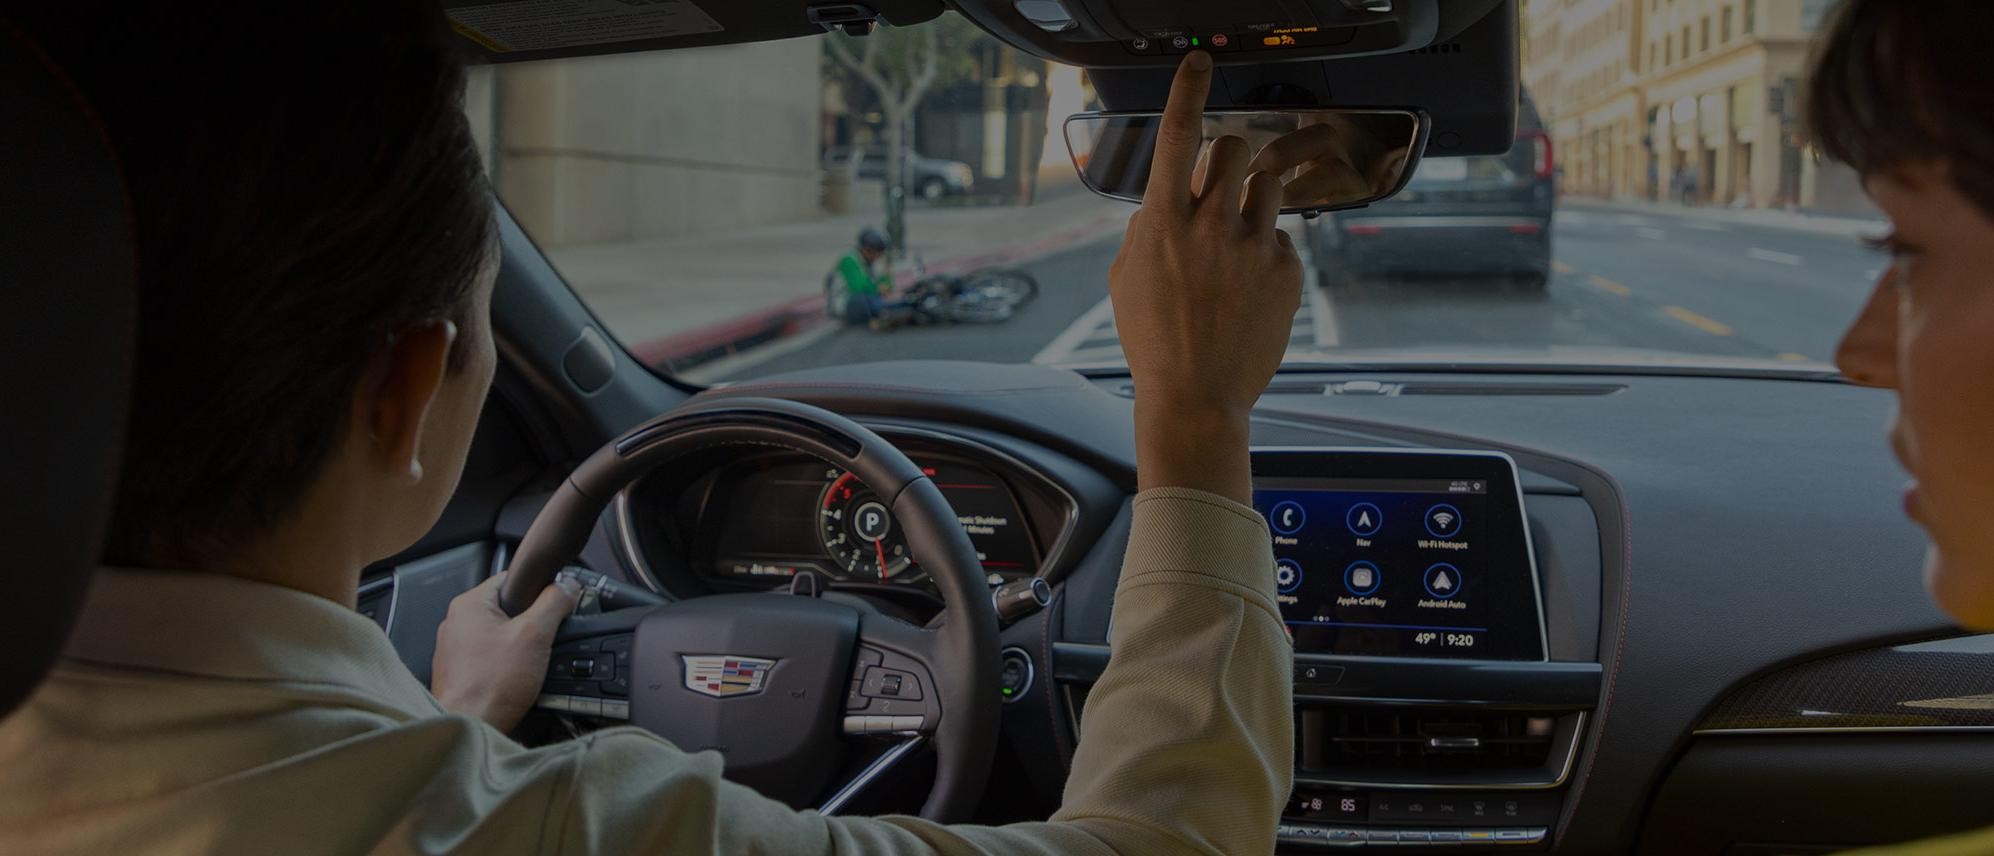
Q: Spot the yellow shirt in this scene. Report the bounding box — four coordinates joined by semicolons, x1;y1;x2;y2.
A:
0;487;1292;855
1850;829;1994;856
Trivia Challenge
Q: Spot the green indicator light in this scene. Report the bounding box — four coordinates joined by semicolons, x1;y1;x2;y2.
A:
1190;37;1200;46
1001;687;1014;696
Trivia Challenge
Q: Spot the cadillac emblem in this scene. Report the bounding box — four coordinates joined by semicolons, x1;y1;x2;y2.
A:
682;655;777;698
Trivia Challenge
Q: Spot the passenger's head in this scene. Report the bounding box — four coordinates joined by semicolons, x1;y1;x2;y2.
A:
1817;1;1994;627
17;8;499;574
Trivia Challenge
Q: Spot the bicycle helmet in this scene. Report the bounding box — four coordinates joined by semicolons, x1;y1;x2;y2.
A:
857;227;889;253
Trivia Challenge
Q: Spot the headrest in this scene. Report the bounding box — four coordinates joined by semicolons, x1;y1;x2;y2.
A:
0;22;137;717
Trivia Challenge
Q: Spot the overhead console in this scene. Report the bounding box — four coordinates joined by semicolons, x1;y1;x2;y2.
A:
961;0;1521;157
958;0;1501;66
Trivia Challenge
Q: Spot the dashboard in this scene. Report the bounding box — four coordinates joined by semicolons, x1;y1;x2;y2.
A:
573;359;1994;853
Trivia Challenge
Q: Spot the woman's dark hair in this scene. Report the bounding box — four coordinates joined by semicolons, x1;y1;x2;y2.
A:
16;7;497;568
1806;0;1994;215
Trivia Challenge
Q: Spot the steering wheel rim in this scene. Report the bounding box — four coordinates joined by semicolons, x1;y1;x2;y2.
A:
498;397;1001;822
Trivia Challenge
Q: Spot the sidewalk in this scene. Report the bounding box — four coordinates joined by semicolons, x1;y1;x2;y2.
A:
548;174;1128;373
1563;196;1885;239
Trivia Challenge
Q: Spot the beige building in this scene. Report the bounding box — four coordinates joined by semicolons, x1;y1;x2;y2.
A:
465;42;825;248
1523;0;1864;212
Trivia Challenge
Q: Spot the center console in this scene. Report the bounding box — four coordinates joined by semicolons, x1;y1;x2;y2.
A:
1053;447;1605;851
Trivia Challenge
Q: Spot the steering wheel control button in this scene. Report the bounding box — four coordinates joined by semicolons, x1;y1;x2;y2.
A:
887;715;925;732
1269;501;1307;535
1425;503;1464;538
599;699;630;720
1346;502;1383;537
535;694;570;713
1423;563;1464;600
1276;559;1304;594
859;666;924;701
1343;560;1382;596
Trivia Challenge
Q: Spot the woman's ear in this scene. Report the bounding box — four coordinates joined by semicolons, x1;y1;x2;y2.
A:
364;321;458;481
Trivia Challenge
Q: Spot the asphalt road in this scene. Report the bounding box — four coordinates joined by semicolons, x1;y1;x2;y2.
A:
718;201;1883;381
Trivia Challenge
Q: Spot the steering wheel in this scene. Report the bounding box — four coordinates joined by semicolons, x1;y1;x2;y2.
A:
497;397;1001;821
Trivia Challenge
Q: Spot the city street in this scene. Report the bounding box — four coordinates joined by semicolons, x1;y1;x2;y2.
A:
714;200;1884;382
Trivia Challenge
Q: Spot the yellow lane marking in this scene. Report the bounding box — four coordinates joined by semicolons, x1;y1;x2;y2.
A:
1586;274;1631;297
1665;306;1735;336
1778;352;1811;362
1551;260;1577;275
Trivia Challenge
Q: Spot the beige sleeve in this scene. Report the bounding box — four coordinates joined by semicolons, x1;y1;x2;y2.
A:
547;488;1293;856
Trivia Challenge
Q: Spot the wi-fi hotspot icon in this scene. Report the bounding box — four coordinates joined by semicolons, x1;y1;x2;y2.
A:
1432;511;1456;530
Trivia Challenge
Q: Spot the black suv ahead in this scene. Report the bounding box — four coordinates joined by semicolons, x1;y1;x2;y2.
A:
1307;91;1556;291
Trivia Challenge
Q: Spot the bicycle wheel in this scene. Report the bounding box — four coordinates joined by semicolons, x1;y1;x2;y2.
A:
958;268;1038;309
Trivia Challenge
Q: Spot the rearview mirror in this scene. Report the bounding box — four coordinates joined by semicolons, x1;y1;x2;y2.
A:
1062;109;1429;214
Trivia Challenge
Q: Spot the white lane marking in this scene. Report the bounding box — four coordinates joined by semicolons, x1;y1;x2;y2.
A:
1687;221;1726;232
1031;294;1117;365
1637;227;1667;240
1285;218;1341;349
1747;248;1803;265
1307;275;1341;349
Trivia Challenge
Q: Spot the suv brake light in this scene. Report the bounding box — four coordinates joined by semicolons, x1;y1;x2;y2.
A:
1523;131;1554;180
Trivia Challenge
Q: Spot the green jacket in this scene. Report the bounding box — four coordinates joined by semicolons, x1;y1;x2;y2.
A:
837;252;889;296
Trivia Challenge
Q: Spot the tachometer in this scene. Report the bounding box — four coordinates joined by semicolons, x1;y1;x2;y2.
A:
817;469;919;582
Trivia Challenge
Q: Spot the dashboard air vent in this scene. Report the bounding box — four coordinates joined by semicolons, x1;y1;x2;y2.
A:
1296;707;1582;788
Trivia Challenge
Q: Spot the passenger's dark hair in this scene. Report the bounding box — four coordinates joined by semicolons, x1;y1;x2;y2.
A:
1806;0;1994;216
14;7;497;568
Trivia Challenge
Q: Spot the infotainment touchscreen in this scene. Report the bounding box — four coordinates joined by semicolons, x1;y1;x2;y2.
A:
1251;449;1546;661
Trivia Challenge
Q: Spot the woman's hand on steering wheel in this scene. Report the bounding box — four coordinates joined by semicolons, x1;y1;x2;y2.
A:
432;571;580;731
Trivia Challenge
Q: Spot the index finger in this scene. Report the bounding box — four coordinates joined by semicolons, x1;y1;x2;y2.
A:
1142;51;1214;210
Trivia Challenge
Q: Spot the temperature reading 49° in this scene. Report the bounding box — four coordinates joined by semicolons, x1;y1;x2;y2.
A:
1414;632;1477;648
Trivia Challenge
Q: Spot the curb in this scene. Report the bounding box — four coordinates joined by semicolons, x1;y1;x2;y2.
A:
1562;198;1884;239
630;212;1126;372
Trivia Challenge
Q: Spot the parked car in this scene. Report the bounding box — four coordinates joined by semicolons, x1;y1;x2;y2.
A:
1308;91;1556;290
822;145;975;200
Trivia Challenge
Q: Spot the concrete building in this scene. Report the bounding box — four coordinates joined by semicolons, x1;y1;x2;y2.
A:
474;41;825;248
1523;0;1866;213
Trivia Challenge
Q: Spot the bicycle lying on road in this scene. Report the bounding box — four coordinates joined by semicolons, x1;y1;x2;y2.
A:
824;265;1039;326
897;267;1039;325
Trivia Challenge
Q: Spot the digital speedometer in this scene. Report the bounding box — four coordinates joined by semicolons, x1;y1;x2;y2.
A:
817;469;920;582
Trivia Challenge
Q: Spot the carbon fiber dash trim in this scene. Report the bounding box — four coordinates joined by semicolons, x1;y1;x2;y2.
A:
1698;634;1994;733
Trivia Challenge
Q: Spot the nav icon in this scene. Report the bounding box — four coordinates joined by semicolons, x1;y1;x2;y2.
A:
1346;502;1383;536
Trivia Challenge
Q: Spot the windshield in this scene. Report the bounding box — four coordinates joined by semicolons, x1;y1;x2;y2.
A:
470;2;1877;384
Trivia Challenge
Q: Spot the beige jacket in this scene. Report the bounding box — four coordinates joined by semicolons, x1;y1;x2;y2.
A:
0;487;1291;855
